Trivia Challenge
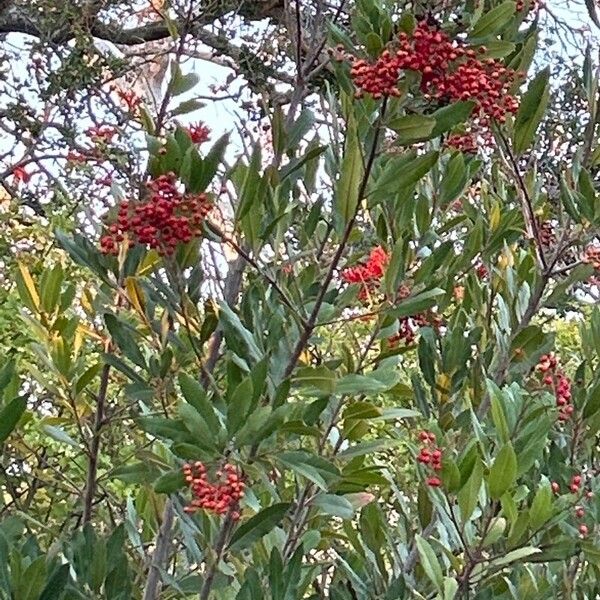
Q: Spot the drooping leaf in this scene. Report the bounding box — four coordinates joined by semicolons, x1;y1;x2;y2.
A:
513;67;550;155
229;503;291;551
488;443;518;499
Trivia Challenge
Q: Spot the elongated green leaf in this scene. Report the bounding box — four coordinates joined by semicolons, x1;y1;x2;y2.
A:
431;102;475;137
390;288;445;319
104;314;147;369
415;535;444;592
487;381;510;444
513;67;550;155
294;365;336;394
335;115;363;225
193;134;229;192
278;451;339;490
229;503;291;551
154;470;186;494
0;396;26;445
488;443;517;499
458;459;482;521
387;115;436;144
178;373;220;432
529;481;553;530
490;546;541;567
471;1;516;38
336;369;401;396
42;424;79;447
312;494;354;519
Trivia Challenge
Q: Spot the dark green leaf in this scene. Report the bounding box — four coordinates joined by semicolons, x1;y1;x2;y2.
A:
229;503;291;551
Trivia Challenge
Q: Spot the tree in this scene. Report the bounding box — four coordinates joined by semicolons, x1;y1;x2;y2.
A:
2;0;600;598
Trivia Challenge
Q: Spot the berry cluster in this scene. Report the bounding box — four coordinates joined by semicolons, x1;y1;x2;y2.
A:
537;353;573;421
351;50;403;98
551;475;592;537
185;122;211;144
445;132;478;154
417;430;443;487
349;22;520;143
100;173;211;256
341;246;389;301
582;243;600;270
182;462;245;520
539;220;556;248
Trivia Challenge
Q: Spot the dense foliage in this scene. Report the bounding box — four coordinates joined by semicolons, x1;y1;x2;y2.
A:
2;0;600;598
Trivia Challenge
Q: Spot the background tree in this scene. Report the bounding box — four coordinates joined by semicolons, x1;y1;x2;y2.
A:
2;0;600;599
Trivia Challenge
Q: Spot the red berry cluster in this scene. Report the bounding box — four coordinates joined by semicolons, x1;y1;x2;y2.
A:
551;476;592;537
417;430;443;487
537;353;573;421
185;122;211;144
350;22;520;130
341;246;389;301
100;173;211;256
182;462;245;520
351;50;403;98
446;132;478;154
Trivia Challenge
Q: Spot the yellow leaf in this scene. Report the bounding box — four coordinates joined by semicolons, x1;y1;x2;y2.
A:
126;277;146;317
17;263;40;311
490;202;501;231
436;372;451;403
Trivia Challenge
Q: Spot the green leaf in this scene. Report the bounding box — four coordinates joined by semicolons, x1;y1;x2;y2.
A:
104;314;147;369
179;403;215;450
336;369;401;396
193;134;228;192
228;503;291;552
488;443;518;499
487;381;511;444
390;288;445;319
312;494;355;519
489;546;541;568
42;424;79;447
335;113;364;226
40;264;63;313
154;470;186;494
294;365;336;395
431;102;475;137
513;67;550;155
387;115;436;144
278;451;339;490
441;457;461;493
415;535;444;592
227;377;254;435
529;481;553;530
280;145;328;181
470;1;516;38
39;564;70;600
178;373;220;432
171;99;205;116
171;67;199;96
458;459;482;521
0;396;26;446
